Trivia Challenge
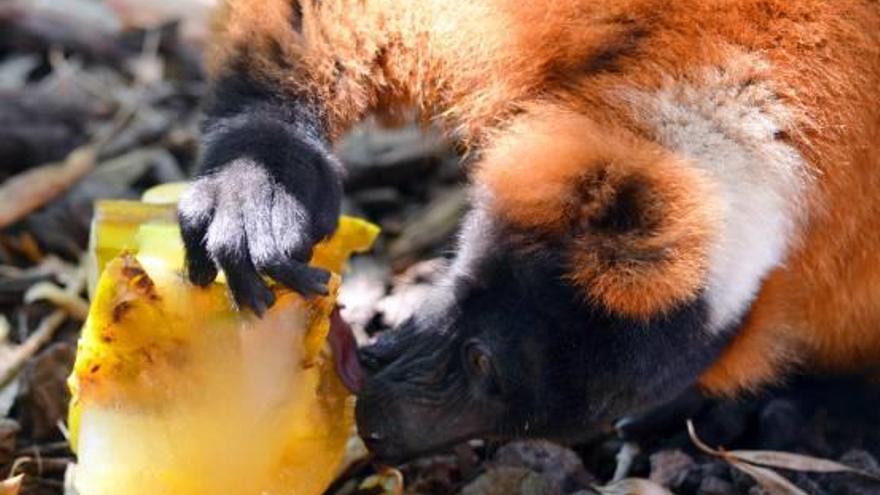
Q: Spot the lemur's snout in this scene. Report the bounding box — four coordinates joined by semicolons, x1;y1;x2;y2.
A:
357;342;397;375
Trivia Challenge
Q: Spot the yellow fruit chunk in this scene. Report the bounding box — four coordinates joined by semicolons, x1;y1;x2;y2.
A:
68;184;378;495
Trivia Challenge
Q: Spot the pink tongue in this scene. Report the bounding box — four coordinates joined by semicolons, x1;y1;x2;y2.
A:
328;308;365;393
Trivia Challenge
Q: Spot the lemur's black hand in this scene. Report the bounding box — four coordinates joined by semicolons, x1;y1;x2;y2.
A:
178;115;343;316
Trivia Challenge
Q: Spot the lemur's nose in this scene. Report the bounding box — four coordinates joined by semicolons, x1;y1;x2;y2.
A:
358;347;388;373
358;338;402;374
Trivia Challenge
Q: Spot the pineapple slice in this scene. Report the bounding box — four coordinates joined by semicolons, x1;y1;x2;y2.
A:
68;185;378;495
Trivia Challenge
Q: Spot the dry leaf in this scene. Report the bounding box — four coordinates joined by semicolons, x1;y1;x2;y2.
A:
687;420;880;495
686;420;723;457
687;420;880;481
594;478;675;495
728;460;809;495
728;450;880;480
359;467;404;495
0;474;23;495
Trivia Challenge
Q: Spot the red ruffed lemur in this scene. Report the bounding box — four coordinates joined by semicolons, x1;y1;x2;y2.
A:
178;0;880;460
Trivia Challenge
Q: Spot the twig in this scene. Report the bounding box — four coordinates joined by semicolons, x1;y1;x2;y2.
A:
9;456;32;478
0;267;85;389
611;441;640;483
0;310;67;390
91;28;163;153
0;145;98;229
23;263;89;320
24;283;89;321
56;421;70;446
14;441;70;456
0;257;80;284
1;261;52;279
11;452;72;476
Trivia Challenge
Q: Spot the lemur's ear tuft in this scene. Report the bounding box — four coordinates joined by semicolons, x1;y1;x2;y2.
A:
567;158;718;319
477;109;720;319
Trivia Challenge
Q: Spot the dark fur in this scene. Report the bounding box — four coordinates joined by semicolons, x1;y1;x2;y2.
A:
354;211;733;460
178;71;343;314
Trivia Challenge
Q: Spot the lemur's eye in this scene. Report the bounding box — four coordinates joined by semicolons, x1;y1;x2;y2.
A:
465;342;493;378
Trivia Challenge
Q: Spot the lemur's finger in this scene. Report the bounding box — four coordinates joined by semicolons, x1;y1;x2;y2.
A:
206;189;275;315
216;247;276;316
178;179;219;286
266;263;331;297
239;167;279;268
270;187;315;262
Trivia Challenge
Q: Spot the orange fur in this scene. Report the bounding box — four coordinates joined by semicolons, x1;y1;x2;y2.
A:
211;0;880;395
476;108;720;319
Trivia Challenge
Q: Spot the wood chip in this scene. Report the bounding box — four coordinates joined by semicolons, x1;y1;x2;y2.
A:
0;145;97;229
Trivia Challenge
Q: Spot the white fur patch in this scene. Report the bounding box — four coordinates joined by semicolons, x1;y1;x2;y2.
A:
625;55;810;332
